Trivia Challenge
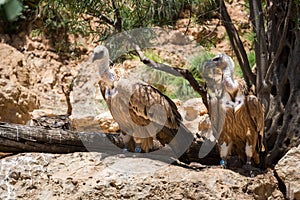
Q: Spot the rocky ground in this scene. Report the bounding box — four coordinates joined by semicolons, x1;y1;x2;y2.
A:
0;151;288;200
0;0;299;199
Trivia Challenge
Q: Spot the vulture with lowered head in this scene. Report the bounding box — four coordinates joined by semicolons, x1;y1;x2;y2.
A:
204;54;265;167
92;45;193;157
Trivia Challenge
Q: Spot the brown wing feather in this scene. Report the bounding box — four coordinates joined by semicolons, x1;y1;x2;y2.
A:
128;82;182;129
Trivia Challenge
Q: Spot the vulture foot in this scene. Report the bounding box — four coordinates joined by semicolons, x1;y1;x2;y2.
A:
123;148;128;153
220;159;227;168
135;147;142;153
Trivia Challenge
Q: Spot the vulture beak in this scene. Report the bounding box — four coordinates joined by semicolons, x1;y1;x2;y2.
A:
92;56;96;62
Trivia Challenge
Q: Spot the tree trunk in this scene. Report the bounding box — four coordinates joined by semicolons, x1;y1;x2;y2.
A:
0;122;220;165
255;0;300;167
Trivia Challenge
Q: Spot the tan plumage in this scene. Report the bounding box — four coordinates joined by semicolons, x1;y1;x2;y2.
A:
204;54;265;166
94;45;193;154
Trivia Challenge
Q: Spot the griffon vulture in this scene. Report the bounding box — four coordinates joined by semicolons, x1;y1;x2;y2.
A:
92;45;193;156
204;54;265;166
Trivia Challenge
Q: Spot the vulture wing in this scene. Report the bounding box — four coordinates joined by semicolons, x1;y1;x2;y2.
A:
128;81;182;128
245;95;265;152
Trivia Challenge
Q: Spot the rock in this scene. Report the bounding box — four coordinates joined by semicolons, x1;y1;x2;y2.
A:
198;114;211;131
0;152;284;200
0;44;40;124
181;98;208;121
275;145;300;200
182;98;201;121
95;111;120;133
26;41;36;51
70;56;104;130
29;114;72;130
29;109;56;119
0;82;39;124
178;98;209;134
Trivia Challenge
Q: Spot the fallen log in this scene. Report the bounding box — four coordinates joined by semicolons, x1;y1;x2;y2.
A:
0;122;220;165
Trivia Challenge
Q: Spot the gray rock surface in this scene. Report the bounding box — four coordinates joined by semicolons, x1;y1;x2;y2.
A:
275;145;300;200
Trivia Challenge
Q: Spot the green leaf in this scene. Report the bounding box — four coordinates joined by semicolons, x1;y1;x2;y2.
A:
3;0;23;21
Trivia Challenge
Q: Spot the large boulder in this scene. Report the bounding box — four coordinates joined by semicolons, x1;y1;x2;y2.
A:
275;145;300;200
0;152;283;199
179;98;208;135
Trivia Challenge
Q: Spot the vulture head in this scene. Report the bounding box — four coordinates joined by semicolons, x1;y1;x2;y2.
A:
205;54;239;97
93;45;115;87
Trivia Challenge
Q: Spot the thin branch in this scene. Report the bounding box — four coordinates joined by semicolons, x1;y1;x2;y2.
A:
265;0;292;83
249;0;269;98
218;0;256;87
98;14;115;27
111;0;122;32
133;44;209;110
184;6;192;35
200;20;221;43
61;73;74;116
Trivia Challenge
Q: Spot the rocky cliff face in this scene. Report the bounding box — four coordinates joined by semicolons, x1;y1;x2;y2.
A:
0;44;39;124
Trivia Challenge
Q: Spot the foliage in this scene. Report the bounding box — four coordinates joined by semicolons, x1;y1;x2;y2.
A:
0;0;23;21
6;0;218;38
193;0;218;22
247;51;256;69
20;0;193;37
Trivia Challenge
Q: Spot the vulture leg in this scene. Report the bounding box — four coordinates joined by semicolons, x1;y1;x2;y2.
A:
121;134;135;152
219;140;233;167
135;144;142;153
245;127;260;165
245;142;253;165
133;137;154;153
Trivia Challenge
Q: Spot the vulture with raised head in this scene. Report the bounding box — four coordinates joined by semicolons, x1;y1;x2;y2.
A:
92;45;193;156
204;54;265;166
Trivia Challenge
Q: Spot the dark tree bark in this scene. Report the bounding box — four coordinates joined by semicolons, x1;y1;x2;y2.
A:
263;0;300;167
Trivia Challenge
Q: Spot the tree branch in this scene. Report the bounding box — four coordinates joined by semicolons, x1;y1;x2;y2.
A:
111;0;122;32
98;14;115;27
218;0;256;87
133;44;209;110
249;0;269;98
265;0;292;83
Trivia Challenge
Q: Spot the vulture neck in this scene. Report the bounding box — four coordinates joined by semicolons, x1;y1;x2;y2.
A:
100;69;115;88
100;70;118;99
222;66;239;99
